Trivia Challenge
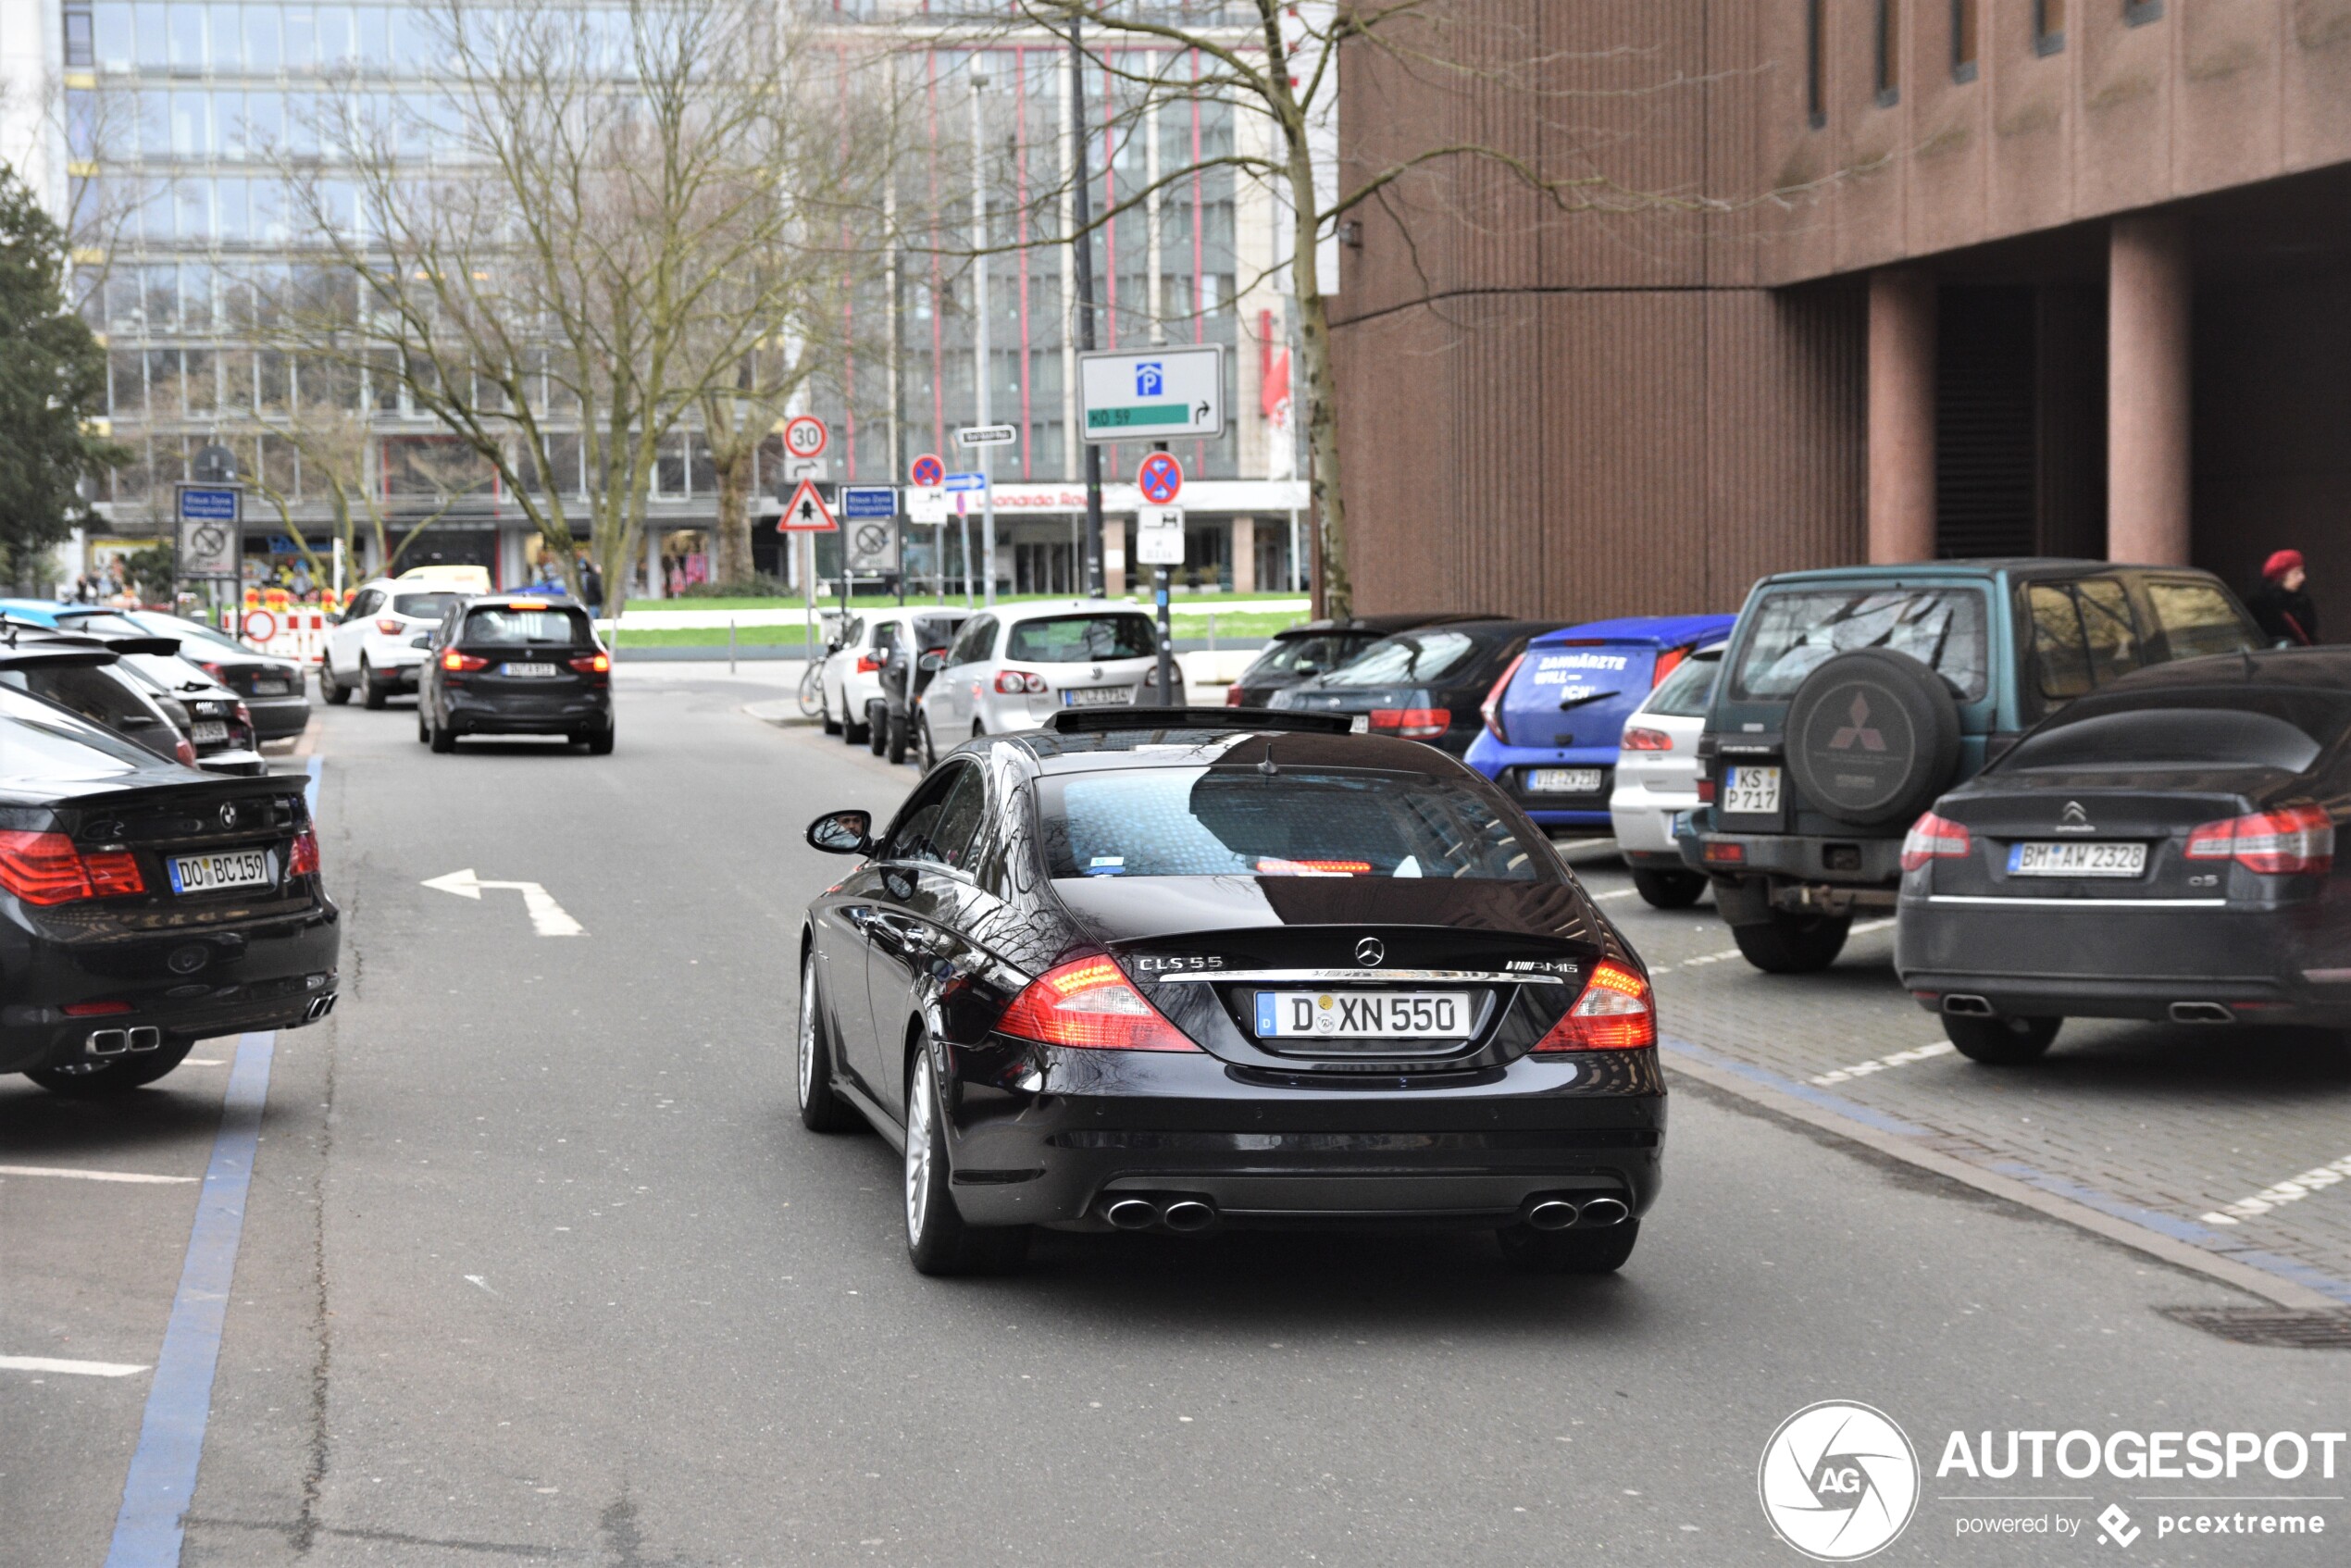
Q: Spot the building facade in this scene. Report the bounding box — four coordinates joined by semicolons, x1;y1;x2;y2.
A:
1332;0;2351;631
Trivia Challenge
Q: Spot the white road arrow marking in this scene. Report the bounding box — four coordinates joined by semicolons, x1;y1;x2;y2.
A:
421;868;585;937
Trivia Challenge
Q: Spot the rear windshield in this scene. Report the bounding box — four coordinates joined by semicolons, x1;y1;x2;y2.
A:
1998;690;2351;775
1039;767;1549;881
395;591;462;620
463;605;591;646
1320;631;1477;687
1242;632;1370;683
911;616;965;650
1732;587;1989;703
1646;651;1722;719
0;688;164;779
1005;614;1153;663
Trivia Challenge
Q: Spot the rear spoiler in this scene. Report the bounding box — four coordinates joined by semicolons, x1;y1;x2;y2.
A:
0;645;120;672
1042;706;1356;737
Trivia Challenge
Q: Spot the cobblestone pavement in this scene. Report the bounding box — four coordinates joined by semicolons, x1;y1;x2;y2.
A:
1572;852;2351;1305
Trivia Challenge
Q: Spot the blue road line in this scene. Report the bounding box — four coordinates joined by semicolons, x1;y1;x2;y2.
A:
1661;1036;2351;1306
104;1031;277;1568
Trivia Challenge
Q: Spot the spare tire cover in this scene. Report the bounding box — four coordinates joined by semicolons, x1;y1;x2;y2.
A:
1783;648;1961;828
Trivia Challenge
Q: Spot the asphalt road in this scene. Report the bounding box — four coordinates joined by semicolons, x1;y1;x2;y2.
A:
6;666;2349;1567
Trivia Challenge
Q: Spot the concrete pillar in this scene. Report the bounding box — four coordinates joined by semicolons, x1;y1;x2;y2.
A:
2108;213;2192;565
1868;268;1938;563
1231;516;1257;593
1102;519;1126;597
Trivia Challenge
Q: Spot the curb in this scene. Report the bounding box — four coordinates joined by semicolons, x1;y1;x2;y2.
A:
744;700;817;728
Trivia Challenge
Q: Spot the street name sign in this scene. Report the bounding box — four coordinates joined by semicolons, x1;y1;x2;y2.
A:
840;486;899;520
1079;344;1225;442
776;479;838;533
1136;505;1186;566
956;425;1017;448
175;484;242;578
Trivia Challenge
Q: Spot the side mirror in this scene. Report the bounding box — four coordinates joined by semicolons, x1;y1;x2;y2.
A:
917;651;945;674
805;809;874;856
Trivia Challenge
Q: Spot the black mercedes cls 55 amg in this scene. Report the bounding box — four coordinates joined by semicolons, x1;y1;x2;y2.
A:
1897;648;2351;1063
798;707;1664;1276
0;682;339;1096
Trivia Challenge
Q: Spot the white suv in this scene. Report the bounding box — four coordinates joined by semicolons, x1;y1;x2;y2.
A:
916;600;1158;766
321;579;468;707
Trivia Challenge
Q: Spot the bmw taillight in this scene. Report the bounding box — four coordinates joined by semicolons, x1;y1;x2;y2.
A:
174;736;198;766
994;955;1200;1052
1532;961;1656;1052
1370;707;1449;740
442;650;489;673
374;617;406;635
289;828;321;877
567;652;611;675
1622;727;1672;752
994;669;1047;695
1479;653;1524;743
0;830;147;905
2185;803;2334;876
1900;811;1972;872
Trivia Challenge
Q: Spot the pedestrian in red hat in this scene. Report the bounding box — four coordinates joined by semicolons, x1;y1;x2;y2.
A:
2248;549;2318;645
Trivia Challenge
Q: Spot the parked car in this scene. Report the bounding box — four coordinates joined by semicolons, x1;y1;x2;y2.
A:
820;609;966;749
1225;614;1505;710
1684;561;2265;973
321;579;468;708
0;629;196;766
797;706;1661;1276
0;679;339;1096
100;609;312;741
1609;641;1728;908
1269;619;1561;755
874;609;970;763
1463;615;1735;837
1897;648;2351;1063
915;600;1159;766
417;595;613;753
0;618;262;774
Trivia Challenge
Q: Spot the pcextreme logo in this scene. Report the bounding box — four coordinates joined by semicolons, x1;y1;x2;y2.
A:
1759;1401;1922;1561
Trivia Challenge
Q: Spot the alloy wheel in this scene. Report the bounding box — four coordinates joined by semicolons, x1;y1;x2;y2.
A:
904;1058;935;1244
797;957;818;1108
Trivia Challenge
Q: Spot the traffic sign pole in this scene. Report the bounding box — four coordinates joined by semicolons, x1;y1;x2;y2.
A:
1151;444;1176;704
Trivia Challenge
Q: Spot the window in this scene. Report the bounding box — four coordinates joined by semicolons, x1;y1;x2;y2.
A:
2034;0;2067;54
1875;0;1901;107
244;4;280;71
1950;0;1978;82
460;605;591;646
1732;586;1991;702
168;2;205;72
2142;581;2259;664
2025;580;2142;704
882;764;985;869
944;615;996;667
2124;0;2162;27
1645;650;1722;720
66;9;95;68
1318;630;1478;687
93;3;132;71
1004;613;1154;664
1806;0;1826;128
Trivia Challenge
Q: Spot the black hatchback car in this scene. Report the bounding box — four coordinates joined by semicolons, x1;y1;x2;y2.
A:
1267;619;1561;755
418;596;614;753
798;707;1664;1276
0;682;339;1096
1225;613;1505;710
1897;649;2351;1063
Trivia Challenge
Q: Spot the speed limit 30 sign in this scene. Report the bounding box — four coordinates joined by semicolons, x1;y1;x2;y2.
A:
782;416;828;461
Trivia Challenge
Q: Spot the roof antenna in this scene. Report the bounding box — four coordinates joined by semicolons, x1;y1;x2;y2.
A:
1258;740;1278;777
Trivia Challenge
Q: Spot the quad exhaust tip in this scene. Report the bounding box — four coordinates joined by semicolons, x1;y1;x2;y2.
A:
1525;1199;1581;1231
305;992;339;1022
1578;1196;1631;1228
1103;1198;1157;1231
2171;1001;2235;1025
1161;1199;1217;1234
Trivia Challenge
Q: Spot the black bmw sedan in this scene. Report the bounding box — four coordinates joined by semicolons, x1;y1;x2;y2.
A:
0;682;339;1097
799;708;1664;1276
1897;648;2351;1063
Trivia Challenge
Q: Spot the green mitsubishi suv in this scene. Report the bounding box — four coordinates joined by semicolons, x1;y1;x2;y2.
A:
1680;560;2265;972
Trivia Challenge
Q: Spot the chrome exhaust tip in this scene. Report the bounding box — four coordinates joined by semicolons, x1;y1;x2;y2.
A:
1943;995;1995;1016
85;1028;129;1056
1577;1197;1632;1228
125;1027;161;1052
305;993;339;1022
1103;1198;1158;1231
2170;1002;2235;1025
1161;1199;1217;1234
1524;1198;1582;1232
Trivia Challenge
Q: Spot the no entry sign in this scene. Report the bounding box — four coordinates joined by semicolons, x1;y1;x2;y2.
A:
1137;452;1184;506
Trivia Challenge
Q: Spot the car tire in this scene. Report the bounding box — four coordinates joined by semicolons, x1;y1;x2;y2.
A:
796;952;862;1133
360;658;388;709
417;710;429;744
322;659;351;705
429;710;456;753
587;725;615;756
916;716;939;772
1496;1217;1639;1275
903;1047;1028;1276
1631;869;1707;909
1944;1013;2060;1064
26;1037;197;1098
885;712;909;765
865;702;888;755
1731;910;1851;973
820;684;842;736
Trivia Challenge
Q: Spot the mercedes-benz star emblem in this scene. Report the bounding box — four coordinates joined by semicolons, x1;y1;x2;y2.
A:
1355;937;1385;967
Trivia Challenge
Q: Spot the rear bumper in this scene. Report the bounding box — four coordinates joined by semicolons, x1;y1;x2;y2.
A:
445;689;611;735
245;695;312;740
939;1043;1666;1229
1683;829;1905;888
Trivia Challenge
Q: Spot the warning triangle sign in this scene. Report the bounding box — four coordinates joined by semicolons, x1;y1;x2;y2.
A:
776;479;838;533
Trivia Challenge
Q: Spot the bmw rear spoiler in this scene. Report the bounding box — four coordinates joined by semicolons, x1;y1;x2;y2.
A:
1042;706;1356;737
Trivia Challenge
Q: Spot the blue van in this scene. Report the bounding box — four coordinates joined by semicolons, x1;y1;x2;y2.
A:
1464;614;1736;830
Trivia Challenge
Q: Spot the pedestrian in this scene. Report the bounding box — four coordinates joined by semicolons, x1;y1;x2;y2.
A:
2248;549;2320;646
292;561;314;599
579;556;604;617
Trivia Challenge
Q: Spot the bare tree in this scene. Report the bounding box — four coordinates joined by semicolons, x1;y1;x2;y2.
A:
230;410;486;588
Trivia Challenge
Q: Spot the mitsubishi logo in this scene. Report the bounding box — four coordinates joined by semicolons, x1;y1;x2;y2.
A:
2058;801;2094;833
1354;937;1386;967
1828;693;1886;753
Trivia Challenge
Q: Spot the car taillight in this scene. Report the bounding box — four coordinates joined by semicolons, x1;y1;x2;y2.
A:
994;670;1048;695
1622;727;1673;752
2185;803;2334;876
1225;683;1247;707
374;617;405;635
64;1000;135;1016
234;702;254;727
1532;961;1657;1052
0;829;147;905
289;828;320;877
994;955;1200;1052
855;653;883;674
442;650;489;672
567;653;611;675
1479;653;1524;743
198;660;228;679
174;736;198;766
1900;810;1972;872
1696;778;1716;803
1651;646;1688;687
1370;707;1449;740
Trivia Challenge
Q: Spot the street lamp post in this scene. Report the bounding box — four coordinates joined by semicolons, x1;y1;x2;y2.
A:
1068;17;1104;597
973;67;997;607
